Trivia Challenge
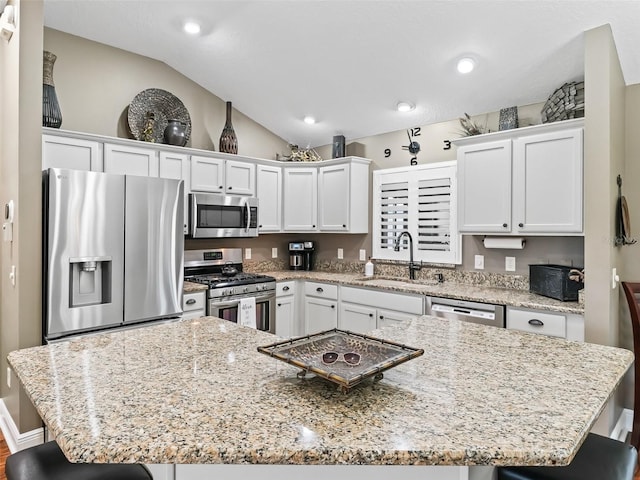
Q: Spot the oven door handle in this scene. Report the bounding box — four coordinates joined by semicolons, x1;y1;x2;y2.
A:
211;293;275;307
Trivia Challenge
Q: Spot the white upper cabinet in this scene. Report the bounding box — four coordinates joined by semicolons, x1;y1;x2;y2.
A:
283;157;371;233
454;119;584;236
512;128;583;233
190;156;255;195
225;159;255;196
43;134;103;172
104;143;159;177
318;159;369;233
256;164;282;232
457;139;512;233
283;167;318;231
190;156;224;193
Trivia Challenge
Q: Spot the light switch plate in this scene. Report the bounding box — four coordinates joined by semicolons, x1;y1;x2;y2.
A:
245;248;252;260
359;249;366;261
337;248;344;260
474;254;484;270
505;256;516;272
271;247;278;258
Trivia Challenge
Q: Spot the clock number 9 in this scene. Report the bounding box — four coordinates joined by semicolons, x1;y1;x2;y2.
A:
384;148;391;158
410;156;417;166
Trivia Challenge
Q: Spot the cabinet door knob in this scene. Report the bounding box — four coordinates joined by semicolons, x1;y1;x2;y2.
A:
343;224;346;228
312;225;316;228
259;225;263;228
503;223;508;228
282;286;290;291
331;305;335;309
519;222;524;228
379;315;384;319
219;185;223;189
316;287;323;292
369;313;373;317
186;299;196;305
528;319;544;326
277;303;282;307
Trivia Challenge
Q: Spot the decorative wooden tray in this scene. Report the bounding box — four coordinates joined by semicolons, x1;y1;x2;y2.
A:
257;329;424;392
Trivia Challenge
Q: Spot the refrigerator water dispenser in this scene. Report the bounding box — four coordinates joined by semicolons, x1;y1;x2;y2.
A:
69;257;112;307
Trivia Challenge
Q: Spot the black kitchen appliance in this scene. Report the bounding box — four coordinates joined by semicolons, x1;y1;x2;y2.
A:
288;241;315;271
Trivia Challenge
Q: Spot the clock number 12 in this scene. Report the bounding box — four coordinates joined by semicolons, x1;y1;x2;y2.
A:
410;127;421;137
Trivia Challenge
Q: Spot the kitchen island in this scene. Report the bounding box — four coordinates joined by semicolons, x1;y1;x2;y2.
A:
7;315;632;479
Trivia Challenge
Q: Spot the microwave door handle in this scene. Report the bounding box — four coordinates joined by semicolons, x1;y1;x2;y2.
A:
245;202;250;233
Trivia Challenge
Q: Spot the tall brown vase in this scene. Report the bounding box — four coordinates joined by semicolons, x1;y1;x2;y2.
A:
42;51;62;128
219;101;238;154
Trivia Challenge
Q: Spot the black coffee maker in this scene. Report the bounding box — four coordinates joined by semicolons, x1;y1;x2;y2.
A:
288;241;315;271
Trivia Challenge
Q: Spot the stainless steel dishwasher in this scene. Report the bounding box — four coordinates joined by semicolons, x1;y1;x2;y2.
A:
426;296;505;328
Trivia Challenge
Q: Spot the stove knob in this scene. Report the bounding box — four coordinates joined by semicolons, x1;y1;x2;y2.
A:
243;286;249;293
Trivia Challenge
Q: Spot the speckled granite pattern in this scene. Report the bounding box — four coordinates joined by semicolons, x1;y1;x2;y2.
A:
7;317;631;466
183;281;208;293
260;271;583;314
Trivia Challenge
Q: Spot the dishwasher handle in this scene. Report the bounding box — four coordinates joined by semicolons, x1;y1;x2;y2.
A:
430;303;496;320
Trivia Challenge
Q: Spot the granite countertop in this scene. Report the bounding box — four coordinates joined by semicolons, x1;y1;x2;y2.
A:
263;271;584;315
183;281;208;293
8;316;630;465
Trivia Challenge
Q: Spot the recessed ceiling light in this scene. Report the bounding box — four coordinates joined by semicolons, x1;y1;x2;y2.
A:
397;102;415;112
303;116;316;125
183;21;201;35
457;57;475;74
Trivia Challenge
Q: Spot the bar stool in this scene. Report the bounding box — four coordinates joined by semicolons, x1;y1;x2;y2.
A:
497;281;640;480
5;440;153;480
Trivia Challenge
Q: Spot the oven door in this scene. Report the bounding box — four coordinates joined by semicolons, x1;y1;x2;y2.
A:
208;291;275;333
189;193;258;238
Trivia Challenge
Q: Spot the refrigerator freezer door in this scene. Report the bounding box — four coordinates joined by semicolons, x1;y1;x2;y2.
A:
124;176;184;323
45;168;125;339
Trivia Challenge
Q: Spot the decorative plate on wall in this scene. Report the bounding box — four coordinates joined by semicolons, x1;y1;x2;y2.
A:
127;88;191;144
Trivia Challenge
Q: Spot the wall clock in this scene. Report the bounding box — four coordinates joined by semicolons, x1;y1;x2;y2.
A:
384;127;421;165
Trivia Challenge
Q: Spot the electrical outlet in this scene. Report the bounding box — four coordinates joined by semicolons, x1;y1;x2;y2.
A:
245;248;251;260
505;256;516;272
474;255;484;270
271;247;278;258
6;367;11;389
337;248;344;260
359;249;366;261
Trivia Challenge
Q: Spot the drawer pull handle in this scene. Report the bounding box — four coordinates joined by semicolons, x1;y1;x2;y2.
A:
282;286;290;291
186;299;196;305
528;319;544;326
316;287;323;292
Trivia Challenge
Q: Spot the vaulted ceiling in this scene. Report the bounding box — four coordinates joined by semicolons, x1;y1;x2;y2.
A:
43;0;640;147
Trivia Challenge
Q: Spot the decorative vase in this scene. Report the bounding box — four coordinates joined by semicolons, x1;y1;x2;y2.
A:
219;101;238;154
42;51;62;128
498;106;518;131
332;135;346;158
164;119;187;146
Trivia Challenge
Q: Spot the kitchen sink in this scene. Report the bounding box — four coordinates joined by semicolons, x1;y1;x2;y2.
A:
353;276;439;287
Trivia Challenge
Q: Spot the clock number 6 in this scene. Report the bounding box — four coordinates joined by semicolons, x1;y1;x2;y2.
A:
410;156;417;166
384;148;391;158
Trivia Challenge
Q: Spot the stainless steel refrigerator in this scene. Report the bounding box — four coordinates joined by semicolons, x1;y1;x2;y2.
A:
43;168;184;341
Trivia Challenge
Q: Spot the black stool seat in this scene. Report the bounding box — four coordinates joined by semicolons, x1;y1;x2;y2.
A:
5;440;153;480
497;433;638;480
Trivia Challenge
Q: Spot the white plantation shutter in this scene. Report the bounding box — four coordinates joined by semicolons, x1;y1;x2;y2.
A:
373;162;461;264
378;180;409;251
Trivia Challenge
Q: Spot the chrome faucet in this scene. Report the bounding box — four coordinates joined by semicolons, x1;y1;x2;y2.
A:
393;231;421;280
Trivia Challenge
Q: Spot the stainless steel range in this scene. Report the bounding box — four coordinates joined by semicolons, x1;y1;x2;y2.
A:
184;249;276;333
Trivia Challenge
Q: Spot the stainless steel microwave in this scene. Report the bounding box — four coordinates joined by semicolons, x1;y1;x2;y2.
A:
188;193;258;238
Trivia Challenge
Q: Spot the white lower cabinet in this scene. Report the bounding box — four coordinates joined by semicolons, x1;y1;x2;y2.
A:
182;291;206;320
507;306;584;341
276;281;298;337
340;286;424;333
304;282;338;334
